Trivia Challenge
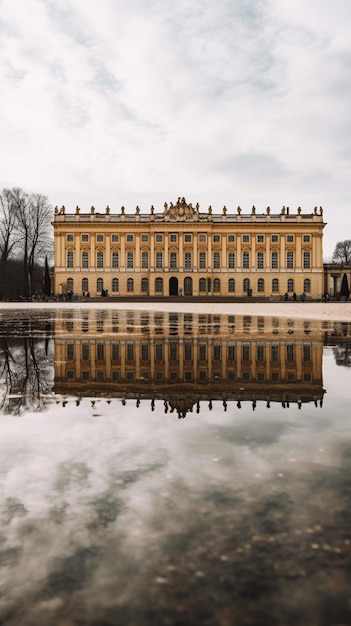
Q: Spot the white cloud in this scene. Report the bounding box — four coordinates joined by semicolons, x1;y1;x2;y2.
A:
1;0;351;255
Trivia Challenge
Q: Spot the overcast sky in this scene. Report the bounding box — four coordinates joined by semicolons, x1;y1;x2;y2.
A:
1;0;351;258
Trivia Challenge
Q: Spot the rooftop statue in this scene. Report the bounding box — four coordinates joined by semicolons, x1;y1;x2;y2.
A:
163;196;197;221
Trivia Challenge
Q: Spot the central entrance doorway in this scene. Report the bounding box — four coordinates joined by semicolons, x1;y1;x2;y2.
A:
169;276;178;296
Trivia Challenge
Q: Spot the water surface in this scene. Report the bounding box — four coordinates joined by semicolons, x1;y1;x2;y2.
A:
0;309;350;625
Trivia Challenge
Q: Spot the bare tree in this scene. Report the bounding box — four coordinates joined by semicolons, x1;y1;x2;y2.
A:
0;189;19;299
332;240;351;265
3;187;53;299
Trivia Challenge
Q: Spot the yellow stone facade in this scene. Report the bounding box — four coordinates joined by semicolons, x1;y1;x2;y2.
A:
53;198;325;299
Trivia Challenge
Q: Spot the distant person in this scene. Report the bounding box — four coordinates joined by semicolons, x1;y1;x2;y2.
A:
284;292;288;301
293;292;297;301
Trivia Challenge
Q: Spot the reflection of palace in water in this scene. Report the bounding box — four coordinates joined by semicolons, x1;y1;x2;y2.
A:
54;311;325;416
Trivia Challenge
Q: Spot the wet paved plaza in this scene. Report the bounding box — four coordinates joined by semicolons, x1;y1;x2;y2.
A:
0;307;350;625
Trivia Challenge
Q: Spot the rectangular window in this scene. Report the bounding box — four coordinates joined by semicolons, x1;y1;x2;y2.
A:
213;251;220;268
170;342;178;361
184;252;192;269
169;233;177;243
81;234;89;242
271;345;279;362
303;345;311;362
142;251;148;269
257;252;264;269
242;345;250;361
126;234;134;242
156;252;163;268
141;234;149;242
155;343;163;361
303;235;311;243
199;234;206;243
111;234;119;242
82;344;89;360
67;251;74;268
271;235;279;243
271;251;278;269
141;344;149;361
170;252;177;269
184;234;192;243
96;234;104;243
286;344;295;362
242;252;250;269
227;234;235;242
286;234;294;243
155;233;163;243
228;252;235;268
97;343;104;360
126;343;134;361
112;344;120;361
127;251;134;268
184;342;192;361
82;251;88;268
257;345;265;361
213;234;221;243
199;252;206;269
66;343;74;360
242;234;250;243
199;344;207;362
213;345;221;360
67;234;74;242
286;251;294;269
227;345;235;361
257;234;264;243
112;252;119;268
303;251;311;269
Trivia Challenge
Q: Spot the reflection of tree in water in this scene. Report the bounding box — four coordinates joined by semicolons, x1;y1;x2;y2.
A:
0;337;54;415
332;343;351;367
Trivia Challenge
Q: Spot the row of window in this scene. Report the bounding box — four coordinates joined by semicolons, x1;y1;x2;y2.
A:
67;233;311;244
67;276;311;294
67;342;311;363
67;250;311;270
66;368;313;384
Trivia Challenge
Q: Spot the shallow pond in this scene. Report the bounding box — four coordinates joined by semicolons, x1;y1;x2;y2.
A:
0;308;350;625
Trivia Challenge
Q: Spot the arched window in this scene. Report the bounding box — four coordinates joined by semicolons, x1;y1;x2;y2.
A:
287;278;294;292
97;251;104;268
155;277;163;293
67;278;73;291
199;278;206;292
82;251;89;268
213;278;220;293
243;278;250;293
127;278;134;292
303;278;311;293
112;278;119;292
303;251;311;269
286;251;294;269
272;278;279;293
257;252;264;269
67;251;74;268
112;252;119;268
271;251;279;269
97;278;104;293
243;252;250;269
228;278;235;293
141;277;149;292
258;278;264;293
228;252;235;269
82;278;88;292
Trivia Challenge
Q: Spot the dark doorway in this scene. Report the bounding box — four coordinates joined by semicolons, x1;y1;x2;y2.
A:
169;277;178;296
184;276;193;296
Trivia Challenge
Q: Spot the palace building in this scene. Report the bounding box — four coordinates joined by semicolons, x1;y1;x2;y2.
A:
53;198;325;299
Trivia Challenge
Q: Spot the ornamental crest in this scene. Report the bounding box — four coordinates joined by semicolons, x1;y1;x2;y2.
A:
163;197;197;221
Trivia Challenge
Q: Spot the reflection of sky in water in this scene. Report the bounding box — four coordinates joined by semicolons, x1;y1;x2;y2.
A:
0;310;351;625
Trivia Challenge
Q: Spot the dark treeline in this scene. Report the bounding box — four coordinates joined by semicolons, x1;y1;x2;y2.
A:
0;187;53;300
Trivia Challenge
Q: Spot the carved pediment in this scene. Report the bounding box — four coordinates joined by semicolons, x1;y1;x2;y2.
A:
163;197;197;221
